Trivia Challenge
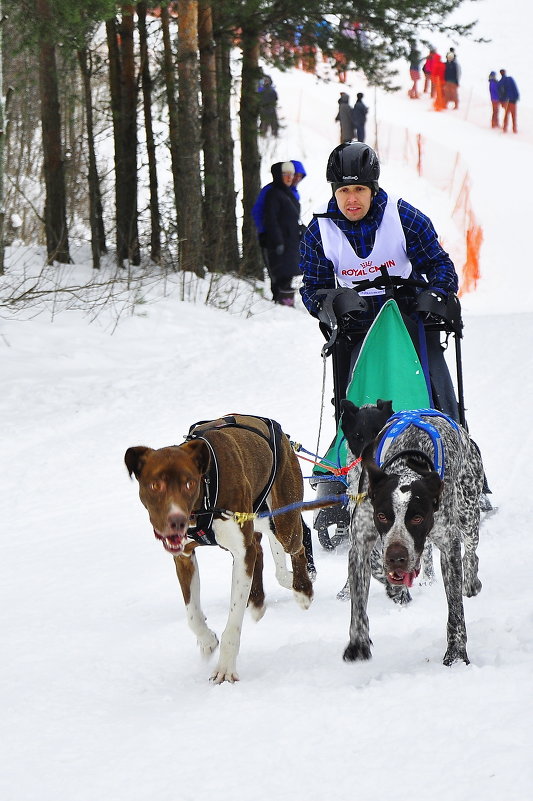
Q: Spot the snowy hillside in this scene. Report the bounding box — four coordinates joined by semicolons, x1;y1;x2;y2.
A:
1;2;532;800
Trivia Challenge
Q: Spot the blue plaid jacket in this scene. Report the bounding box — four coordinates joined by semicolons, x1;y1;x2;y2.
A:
299;189;458;323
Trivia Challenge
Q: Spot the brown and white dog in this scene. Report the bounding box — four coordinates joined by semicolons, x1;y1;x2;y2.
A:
125;414;313;683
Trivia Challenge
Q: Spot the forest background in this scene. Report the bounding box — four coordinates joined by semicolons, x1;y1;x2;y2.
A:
0;0;476;302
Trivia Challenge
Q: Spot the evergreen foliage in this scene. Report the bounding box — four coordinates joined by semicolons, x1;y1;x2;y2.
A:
0;0;478;275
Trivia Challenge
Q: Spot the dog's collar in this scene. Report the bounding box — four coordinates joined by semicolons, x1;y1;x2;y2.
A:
380;448;436;474
375;409;459;478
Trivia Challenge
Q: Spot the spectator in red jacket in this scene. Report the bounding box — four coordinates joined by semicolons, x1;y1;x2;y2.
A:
422;48;433;93
430;52;444;98
422;48;439;94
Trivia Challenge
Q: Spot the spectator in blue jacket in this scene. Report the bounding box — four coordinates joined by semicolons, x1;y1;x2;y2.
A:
299;141;460;419
498;69;519;133
290;160;307;200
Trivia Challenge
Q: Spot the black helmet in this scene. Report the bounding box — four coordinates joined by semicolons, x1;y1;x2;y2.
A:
327;142;380;191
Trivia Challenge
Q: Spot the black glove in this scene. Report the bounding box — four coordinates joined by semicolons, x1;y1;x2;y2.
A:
416;288;463;333
416;288;448;321
275;243;285;256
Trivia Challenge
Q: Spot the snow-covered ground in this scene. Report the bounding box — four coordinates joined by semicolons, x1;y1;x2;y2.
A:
1;2;532;800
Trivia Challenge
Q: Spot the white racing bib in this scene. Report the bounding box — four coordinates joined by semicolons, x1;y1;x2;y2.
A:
316;194;412;296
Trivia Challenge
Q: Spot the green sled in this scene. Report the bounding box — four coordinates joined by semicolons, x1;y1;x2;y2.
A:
315;299;431;474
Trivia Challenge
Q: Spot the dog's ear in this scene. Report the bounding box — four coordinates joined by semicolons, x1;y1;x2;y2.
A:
125;446;152;480
182;439;211;476
340;399;359;434
376;399;394;416
340;399;359;416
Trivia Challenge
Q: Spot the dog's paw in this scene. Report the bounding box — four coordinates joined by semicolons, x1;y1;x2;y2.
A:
343;641;372;662
386;584;412;605
275;569;294;590
336;581;350;601
198;629;219;657
443;647;470;666
463;577;482;597
248;601;266;622
293;588;313;609
210;666;240;684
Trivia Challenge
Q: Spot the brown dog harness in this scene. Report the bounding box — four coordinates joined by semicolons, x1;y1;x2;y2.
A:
184;415;283;545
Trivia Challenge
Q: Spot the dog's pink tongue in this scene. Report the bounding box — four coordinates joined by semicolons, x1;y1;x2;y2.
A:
402;569;420;588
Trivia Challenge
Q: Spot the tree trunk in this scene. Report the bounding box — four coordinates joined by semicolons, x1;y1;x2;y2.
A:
137;1;161;264
198;1;221;271
213;13;239;273
176;0;204;275
78;46;107;270
160;4;180;260
239;28;262;278
36;0;70;264
106;17;126;266
0;5;5;275
119;4;139;265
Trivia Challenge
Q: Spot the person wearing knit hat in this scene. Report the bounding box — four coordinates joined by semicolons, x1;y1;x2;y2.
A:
252;160;308;272
262;162;302;306
280;161;295;176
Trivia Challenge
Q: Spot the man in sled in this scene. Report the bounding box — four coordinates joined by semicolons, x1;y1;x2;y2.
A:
299;141;492;543
299;140;459;419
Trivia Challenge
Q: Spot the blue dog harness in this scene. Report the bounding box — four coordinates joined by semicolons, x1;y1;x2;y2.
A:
375;409;459;478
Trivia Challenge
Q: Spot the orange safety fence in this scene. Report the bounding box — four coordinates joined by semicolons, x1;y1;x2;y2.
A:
452;174;483;294
376;121;483;295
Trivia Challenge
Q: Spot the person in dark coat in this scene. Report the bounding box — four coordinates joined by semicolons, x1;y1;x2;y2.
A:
263;162;302;305
258;76;279;137
352;93;368;142
408;44;421;98
335;92;355;143
443;52;460;109
498;69;519;133
488;71;500;128
252;160;306;274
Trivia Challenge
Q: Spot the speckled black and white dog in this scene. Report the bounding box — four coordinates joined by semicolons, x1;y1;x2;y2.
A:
342;404;484;666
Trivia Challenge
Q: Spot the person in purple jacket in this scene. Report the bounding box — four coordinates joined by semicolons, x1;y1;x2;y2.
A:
488;71;500;128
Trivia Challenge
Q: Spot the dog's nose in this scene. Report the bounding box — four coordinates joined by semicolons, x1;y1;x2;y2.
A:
386;543;408;568
168;512;188;535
